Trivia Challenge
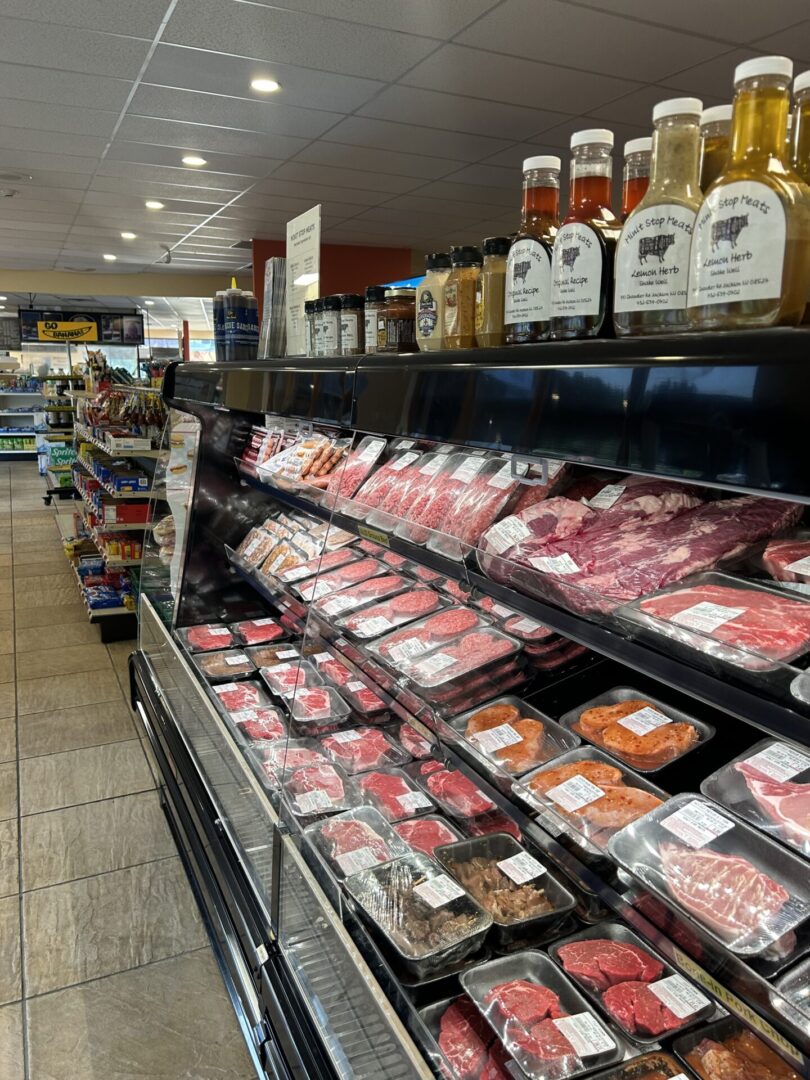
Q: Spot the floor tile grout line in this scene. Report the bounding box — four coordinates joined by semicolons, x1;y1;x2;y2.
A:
21;851;179;898
17;781;157;821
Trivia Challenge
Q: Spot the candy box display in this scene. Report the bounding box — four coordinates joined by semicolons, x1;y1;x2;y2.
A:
319;726;410;775
305;806;412;879
450;697;580;778
282;761;359;818
358;767;437;822
177;623;234;653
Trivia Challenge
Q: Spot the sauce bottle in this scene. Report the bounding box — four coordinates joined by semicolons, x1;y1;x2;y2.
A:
505;156;559;344
688;56;810;330
699;105;732;192
550;129;620;339
415;252;451;351
443;245;482;350
475;237;510;348
622;138;651;220
614;97;703;336
792;70;810;184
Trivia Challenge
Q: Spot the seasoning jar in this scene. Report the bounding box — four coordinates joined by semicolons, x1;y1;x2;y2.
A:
303;299;316;357
621;137;651;220
339;294;364;355
792;70;810;185
443;245;482;349
699;104;731;191
311;297;324;356
320;295;341;356
475;237;510;348
364;285;386;355
379;287;416;352
415;252;451;351
505;156;559;344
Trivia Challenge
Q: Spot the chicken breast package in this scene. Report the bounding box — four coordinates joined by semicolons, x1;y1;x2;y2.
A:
460;951;622;1080
701;737;810;858
450;697;580;777
608;793;810;957
319;726;410;775
305;806;412;879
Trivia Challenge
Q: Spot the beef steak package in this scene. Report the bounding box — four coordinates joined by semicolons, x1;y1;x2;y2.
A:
319;726;410;775
178;623;234;653
282;761;359;818
393;815;464;858
212;679;271;714
305;805;412;878
229;616;286;646
195;648;255;682
358;766;437;822
250;738;330;788
406;761;497;821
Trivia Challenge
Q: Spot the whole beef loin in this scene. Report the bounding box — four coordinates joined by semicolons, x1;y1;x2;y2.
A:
557;938;663;993
602;980;683;1037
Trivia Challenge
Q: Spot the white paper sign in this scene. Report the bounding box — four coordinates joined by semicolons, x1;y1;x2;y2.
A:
225;654;250;666
414;874;466;908
649;974;710;1019
552;1014;615;1057
661;800;734;848
671;602;746;634
529;553;581;575
286;204;321;356
618;706;672;737
335;846;383;875
472;724;523;753
398;790;432;812
497;851;546;884
294;789;332;814
745;742;810;782
484;516;532;555
547;775;605;812
275;649;298;660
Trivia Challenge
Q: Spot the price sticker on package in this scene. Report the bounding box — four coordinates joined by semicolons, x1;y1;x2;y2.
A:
390;451;419;472
450;457;485;483
312;652;333;664
388;638;429;664
358;616;392;636
618;706;672;737
294;789;333;814
649;974;710;1018
275;649;298;660
335;846;382;876
484;516;532;555
303;580;332;601
745;742;810;782
225;654;250;666
472;724;523;754
529;553;581;575
587;483;626;509
323;594;356;615
552;1014;615;1057
661;800;734;848
785;554;810;575
329;729;361;744
547;775;605;812
207;627;230;637
251;617;278;627
282;564;313;582
671;602;746;634
511;617;544;633
414;874;466;909
497;851;546;885
417;652;455;676
398;790;432;812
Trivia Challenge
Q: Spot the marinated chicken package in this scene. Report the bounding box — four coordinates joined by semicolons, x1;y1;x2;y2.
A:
212;679;271;714
451;697;580;777
194;648;255;682
296;557;387;603
369;606;490;669
608;793;810;958
674;1017;802;1080
333;587;448;641
347;446;423;520
305;806;411;878
229;616;286;646
231;706;287;745
343;852;492;979
177;623;234;653
319;726;410;775
358;766;437;823
312;571;409;620
326;435;387;503
519;748;668;852
282;761;359;817
406;760;497;821
393;815;464;859
459;950;621;1080
701;737;810;858
250;738;329;787
260;659;323;698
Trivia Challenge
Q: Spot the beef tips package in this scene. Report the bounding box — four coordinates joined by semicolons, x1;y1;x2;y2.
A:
195;648;255;682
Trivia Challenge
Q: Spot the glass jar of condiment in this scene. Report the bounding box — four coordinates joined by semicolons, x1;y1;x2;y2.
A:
379;288;416;352
311;298;324;356
443;245;482;349
415;252;451;351
792;70;810;184
303;299;316;357
320;295;341;356
699;104;732;191
364;285;386;355
505;156;559;344
475;237;510;348
622;137;651;220
339;294;364;355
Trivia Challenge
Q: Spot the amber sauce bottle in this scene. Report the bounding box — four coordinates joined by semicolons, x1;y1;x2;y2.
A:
699;105;732;192
504;156;559;344
550;129;620;339
791;72;810;322
621;138;651;221
688;56;810;330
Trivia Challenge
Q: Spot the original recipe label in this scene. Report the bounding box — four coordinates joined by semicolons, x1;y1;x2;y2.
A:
688;181;786;308
551;223;604;318
504;238;552;325
615;204;695;313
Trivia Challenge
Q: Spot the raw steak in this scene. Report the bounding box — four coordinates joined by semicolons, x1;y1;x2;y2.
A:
509;1019;578;1071
480;1042;512;1080
286;764;344;802
186;624;234;651
359;770;423;821
388;589;442;617
266;746;325;772
234;708;286;743
293;688;334;721
479;496;595;576
322;728;393;772
735;761;810;851
393;817;459;856
557;939;663;993
397;723;433;759
602;980;683;1037
660;842;789;945
483;980;564;1026
438;997;492;1080
343;681;386;714
762;537;810;583
319;657;353;686
426;768;496;817
465;811;521;841
231;618;284;645
319;818;390;865
214;682;264;711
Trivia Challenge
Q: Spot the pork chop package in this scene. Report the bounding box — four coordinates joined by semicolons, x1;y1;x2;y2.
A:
177;623;234;653
319;726;409;774
406;761;498;821
701;737;810;858
296;557;387;603
450;696;580;778
250;738;330;788
608;793;810;958
366;450;448;532
211;679;271;714
229;616;286;646
282;761;359;818
426;456;526;561
345;445;422;520
333;587;448;642
325;435;387;504
358;766;437;822
312;571;409;621
305;806;412;878
549;922;714;1044
368;606;491;670
194;648;255;682
459;950;622;1080
396;452;489;546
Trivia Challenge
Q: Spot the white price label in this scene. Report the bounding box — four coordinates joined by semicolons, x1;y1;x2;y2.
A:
225;654;250;666
745;742;810;782
358;616;392;636
490;602;515;619
484;516;532;555
329;729;361;744
413;874;466;909
294;789;333;814
671;602;746;634
552;1014;615;1058
511;617;544;633
417;652;456;676
335;845;383;875
545;460;564;479
588;483;626;510
649;974;710;1019
346;681;367;693
398;790;432;812
304;580;332;600
388;638;429;664
323;594;357;615
488;463;522;490
215;682;240;694
282;564;314;582
243;536;262;557
275;649;298;660
617;706;672;737
785;554;810;575
251;618;278;627
419;457;445;476
472;723;523;753
780;581;810;595
497;851;546;885
358;438;386;463
207;627;230;637
547;775;605;812
313;652;333;664
435;445;453;454
390;451;419;472
662;800;734;848
529;553;581;575
450;457;484;483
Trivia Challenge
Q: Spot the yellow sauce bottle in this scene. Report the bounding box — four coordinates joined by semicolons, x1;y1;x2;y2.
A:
792;70;810;184
688;56;810;330
475;236;510;348
443;245;482;350
699;105;731;192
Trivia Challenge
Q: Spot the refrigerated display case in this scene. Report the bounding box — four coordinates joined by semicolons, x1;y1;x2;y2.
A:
130;330;810;1080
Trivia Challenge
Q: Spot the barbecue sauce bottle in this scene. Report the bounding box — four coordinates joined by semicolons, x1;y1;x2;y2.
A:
550;129;620;339
615;98;703;336
622;138;651;221
688;56;810;330
504;156;559;344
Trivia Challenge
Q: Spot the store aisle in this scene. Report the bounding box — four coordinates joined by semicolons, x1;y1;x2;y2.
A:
0;463;255;1079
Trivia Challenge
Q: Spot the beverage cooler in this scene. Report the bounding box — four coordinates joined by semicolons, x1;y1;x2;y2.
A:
129;331;810;1080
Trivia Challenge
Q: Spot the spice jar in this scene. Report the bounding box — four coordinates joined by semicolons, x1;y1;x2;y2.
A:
475;237;510;348
320;295;341;356
311;298;324;356
379;287;416;352
792;71;810;185
339;294;364;355
364;285;386;355
304;299;316;357
621;137;651;220
443;245;482;350
415;252;451;351
699;104;731;191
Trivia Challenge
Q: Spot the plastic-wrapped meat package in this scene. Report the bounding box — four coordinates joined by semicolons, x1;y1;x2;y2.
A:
321;726;408;774
259;740;328;779
370;451;447;531
527;642;589;672
279;546;358;585
298;558;386;602
307;807;411;877
417;765;496;819
761;533;810;585
437;996;494;1080
314;572;408;619
374;607;486;667
235;527;276;568
326;436;387;502
284;762;355;816
230;617;285;646
397;723;435;759
466;811;522;842
341;679;389;717
290;686;352;732
428;458;524;560
359;767;436;822
510;460;571;516
233;707;286;743
410;563;442;583
382;551;408;569
403;629;519;691
685;1028;802;1080
347;449;422;518
311;653;354;687
477;497;596;583
247;643;300;668
337;588;444;640
394;815;463;857
398;453;486;545
261;660;320;696
213;680;269;713
180;623;234;652
196;649;254;681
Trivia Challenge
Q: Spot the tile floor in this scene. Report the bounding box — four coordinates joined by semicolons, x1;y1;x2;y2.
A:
0;463;255;1079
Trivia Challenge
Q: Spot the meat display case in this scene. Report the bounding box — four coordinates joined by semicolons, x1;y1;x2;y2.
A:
130;330;810;1080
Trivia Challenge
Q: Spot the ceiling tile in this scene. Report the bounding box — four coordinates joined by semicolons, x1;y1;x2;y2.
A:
322;116;513;163
88;176;238;204
96;160;251;190
441;163;516;189
116;116;310;160
105;140;281;179
586;85;722;127
660;48;765;98
0;17;149;78
0;126;106;159
411;180;514;208
293;141;464;181
0;0;169;37
266;160;423;195
0;99;119;138
752;20;810;63
249;177;393;207
245;0;498;37
0;61;131;111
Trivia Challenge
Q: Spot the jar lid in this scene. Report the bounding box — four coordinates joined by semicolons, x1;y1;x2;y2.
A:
700;104;732;126
313;298;324;311
339;293;363;309
570;128;614;149
735;55;792;84
450;244;483;267
323;295;342;310
523;155;561;172
304;300;316;314
653;97;703;122
365;284;387;303
795;70;810;95
425;251;451;270
385;287;416;299
623;137;651;156
482;236;510;256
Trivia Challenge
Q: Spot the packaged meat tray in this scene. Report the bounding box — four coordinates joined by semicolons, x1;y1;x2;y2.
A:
308;650;354;687
759;530;810;585
282;761;358;818
549;922;714;1043
228;616;286;646
194;648;255;682
672;1016;802;1080
700;737;810;858
326;435;387;502
231;706;287;744
305;806;411;878
358;767;437;822
399;453;491;547
340;679;390;719
450;696;580;777
320;726;409;774
296;557;387;603
259;659;322;698
392;722;436;760
212;679;271;714
177;623;234;653
459;950;622;1080
246;643;301;668
289;686;351;732
607;793;810;958
476;597;559;643
394;815;464;858
559;688;713;773
434;833;576;950
518;748;668;853
775;953;810;1023
250;738;329;787
466;811;522;843
400;627;521;693
333;587;448;641
343;852;493;980
407;761;497;820
366;450;448;533
278;546;359;585
419;994;514;1080
585;1052;694;1080
235;527;277;568
312;572;409;620
346;446;423;519
369;606;490;668
426;456;524;561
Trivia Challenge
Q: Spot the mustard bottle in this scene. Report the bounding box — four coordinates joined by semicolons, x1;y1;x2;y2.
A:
415;252;451;351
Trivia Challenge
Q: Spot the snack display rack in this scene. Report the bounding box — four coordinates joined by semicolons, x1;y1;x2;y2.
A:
130;332;810;1080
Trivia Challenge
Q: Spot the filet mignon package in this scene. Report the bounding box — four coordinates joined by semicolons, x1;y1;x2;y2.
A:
178;623;234;653
305;806;411;878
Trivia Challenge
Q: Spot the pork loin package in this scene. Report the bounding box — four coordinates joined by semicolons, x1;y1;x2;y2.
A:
608;793;810;957
320;726;409;774
305;806;412;878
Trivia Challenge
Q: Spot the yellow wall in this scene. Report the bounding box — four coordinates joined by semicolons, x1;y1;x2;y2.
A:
0;269;252;297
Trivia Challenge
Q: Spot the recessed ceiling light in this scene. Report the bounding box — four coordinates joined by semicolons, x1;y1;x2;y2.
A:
103;253;117;262
121;231;137;240
182;155;207;167
144;300;155;306
250;77;280;93
0;296;6;301
145;200;164;210
0;306;5;311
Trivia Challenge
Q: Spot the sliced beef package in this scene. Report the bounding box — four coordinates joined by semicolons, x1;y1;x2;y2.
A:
305;806;411;878
179;623;234;653
358;766;437;822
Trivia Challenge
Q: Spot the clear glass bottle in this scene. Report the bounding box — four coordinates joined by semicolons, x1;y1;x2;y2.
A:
475;237;510;347
415;253;451;351
550;129;620;339
379;288;416;353
792;70;810;185
339;294;364;356
699;105;732;192
303;299;315;357
622;137;651;221
443;245;482;350
364;285;386;355
615;97;703;336
505;156;559;344
688;56;810;330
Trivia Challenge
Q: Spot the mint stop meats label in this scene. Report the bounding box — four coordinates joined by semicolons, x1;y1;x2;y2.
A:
688;181;786;307
614;204;695;312
505;238;552;324
551;223;603;317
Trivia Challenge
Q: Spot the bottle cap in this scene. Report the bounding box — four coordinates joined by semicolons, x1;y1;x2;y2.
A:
734;55;793;84
482;236;510;256
339;293;363;309
700;104;732;126
570;128;614;149
364;285;387;303
795;70;810;95
304;300;316;314
425;252;451;270
323;295;342;311
624;137;651;157
653;97;703;121
450;244;483;267
523;155;561;172
313;298;324;312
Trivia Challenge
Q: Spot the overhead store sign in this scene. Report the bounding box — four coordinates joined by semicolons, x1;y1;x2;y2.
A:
19;310;144;345
286;204;321;356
